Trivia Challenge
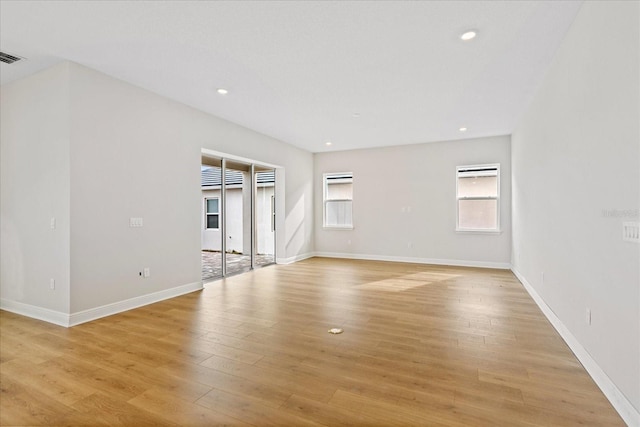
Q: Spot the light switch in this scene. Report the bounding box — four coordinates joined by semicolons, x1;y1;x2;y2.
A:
129;217;144;227
623;222;639;243
622;222;640;243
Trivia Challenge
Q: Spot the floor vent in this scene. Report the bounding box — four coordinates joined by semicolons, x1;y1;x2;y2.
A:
0;52;23;64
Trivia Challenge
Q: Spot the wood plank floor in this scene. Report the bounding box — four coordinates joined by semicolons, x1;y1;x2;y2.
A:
0;258;624;426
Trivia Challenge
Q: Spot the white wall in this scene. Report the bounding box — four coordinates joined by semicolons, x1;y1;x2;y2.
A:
1;61;314;321
68;62;313;313
511;1;639;421
202;188;242;253
201;186;274;254
1;63;71;316
314;136;511;268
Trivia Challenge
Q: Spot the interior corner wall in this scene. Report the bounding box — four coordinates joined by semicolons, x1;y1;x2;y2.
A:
314;135;511;267
511;0;639;418
0;63;71;315
67;62;314;313
0;60;312;319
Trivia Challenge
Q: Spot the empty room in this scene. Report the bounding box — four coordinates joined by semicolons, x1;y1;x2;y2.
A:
1;1;638;426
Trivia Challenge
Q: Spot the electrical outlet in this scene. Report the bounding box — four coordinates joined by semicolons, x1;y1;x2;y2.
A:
541;272;545;285
49;279;55;290
407;242;413;248
143;267;150;278
50;217;56;229
586;308;592;325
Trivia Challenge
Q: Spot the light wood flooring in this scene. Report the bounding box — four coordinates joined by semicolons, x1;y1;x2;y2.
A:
0;258;624;426
201;251;275;282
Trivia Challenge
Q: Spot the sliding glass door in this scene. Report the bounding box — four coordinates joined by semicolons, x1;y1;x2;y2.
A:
223;160;253;277
201;156;276;282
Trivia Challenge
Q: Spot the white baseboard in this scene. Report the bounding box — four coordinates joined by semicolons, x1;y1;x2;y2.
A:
0;299;69;327
68;281;203;326
276;252;315;265
511;267;639;427
1;281;203;328
314;251;511;270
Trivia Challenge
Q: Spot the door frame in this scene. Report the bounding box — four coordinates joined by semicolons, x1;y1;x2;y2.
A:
201;148;283;280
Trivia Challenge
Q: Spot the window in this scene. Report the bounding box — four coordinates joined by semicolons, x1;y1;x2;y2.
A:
456;164;500;231
323;172;353;228
205;197;220;229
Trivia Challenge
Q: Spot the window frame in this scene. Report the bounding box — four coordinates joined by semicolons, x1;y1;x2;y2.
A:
323;172;354;230
455;163;501;233
205;197;220;230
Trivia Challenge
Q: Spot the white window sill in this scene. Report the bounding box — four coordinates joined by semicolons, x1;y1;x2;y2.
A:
456;229;502;235
323;226;354;230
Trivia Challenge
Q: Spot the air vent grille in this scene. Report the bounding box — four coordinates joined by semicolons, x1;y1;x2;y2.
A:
0;52;23;64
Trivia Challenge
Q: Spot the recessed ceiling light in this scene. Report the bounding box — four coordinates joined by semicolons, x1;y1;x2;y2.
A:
352;113;361;118
217;88;228;95
325;141;333;146
460;30;477;41
459;127;468;132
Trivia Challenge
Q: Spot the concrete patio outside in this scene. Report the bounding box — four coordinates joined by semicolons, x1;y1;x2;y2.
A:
202;250;275;281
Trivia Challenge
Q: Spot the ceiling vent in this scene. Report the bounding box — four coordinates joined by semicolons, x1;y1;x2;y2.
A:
0;52;23;64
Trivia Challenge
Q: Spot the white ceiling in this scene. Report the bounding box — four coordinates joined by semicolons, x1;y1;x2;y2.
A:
0;1;582;153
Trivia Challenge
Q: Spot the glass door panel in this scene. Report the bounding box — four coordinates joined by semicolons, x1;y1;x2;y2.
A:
224;160;253;277
201;159;223;282
255;168;275;267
